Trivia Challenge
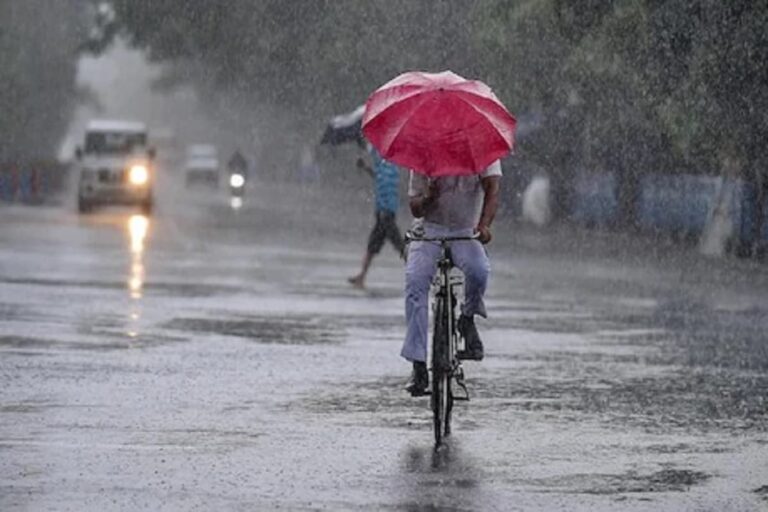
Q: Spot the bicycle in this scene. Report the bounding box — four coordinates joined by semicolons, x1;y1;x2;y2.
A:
405;231;477;447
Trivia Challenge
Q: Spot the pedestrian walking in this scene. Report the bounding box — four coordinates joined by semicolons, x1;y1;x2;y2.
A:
348;144;405;289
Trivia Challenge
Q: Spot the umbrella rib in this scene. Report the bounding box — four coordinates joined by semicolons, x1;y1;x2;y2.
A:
438;93;512;170
364;86;431;122
450;91;516;144
365;93;432;153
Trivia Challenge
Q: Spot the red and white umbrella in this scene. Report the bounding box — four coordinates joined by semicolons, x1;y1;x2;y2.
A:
362;70;516;177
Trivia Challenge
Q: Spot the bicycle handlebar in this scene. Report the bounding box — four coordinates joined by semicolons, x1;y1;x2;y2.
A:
405;231;481;243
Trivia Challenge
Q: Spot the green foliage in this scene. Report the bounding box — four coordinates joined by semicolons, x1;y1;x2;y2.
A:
476;0;768;178
94;0;768;182
97;1;476;121
0;1;87;161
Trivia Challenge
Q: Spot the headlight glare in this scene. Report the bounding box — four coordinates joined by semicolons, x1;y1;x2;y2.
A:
129;165;149;185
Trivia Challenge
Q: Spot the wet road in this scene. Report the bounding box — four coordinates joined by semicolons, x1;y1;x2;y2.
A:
2;178;768;511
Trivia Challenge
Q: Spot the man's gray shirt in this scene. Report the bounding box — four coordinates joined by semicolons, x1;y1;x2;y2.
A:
408;160;502;230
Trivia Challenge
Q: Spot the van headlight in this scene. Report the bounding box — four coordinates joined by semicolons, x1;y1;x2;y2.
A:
128;165;149;185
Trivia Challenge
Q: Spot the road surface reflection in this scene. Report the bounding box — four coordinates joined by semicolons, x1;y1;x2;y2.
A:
126;214;149;337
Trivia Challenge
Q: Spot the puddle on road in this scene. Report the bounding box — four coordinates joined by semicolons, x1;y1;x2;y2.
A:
471;362;768;434
0;336;60;350
297;376;487;434
287;281;403;301
0;302;28;322
0;276;128;292
145;281;247;297
393;442;487;512
0;402;50;414
294;344;768;436
164;314;343;345
640;442;730;455
0;333;185;352
0;276;245;297
336;314;403;332
519;467;710;495
130;427;264;449
0;399;108;414
476;291;768;435
601;297;768;371
488;312;627;335
300;376;415;413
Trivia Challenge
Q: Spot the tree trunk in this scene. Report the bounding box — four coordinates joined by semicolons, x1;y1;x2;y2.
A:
615;168;639;230
548;150;574;221
752;169;767;259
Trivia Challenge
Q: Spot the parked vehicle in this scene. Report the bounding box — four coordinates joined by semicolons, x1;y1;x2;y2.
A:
76;120;155;214
184;144;220;187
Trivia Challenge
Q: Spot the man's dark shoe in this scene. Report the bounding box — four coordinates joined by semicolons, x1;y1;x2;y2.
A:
405;361;429;396
457;314;484;361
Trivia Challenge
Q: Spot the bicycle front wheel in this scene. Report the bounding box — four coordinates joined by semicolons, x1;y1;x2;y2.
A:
432;371;450;446
432;294;452;446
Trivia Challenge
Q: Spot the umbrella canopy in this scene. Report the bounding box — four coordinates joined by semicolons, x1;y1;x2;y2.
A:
319;105;365;146
362;71;516;177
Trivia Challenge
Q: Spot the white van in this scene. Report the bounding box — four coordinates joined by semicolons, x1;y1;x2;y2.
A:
76;120;155;214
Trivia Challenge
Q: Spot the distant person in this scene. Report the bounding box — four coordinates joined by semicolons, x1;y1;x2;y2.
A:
298;145;320;182
348;144;405;288
403;161;501;395
227;149;249;178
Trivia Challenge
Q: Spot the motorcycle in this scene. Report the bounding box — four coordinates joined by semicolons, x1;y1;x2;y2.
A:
228;172;246;209
226;150;249;210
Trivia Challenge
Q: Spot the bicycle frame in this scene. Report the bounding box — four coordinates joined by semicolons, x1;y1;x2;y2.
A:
432;242;459;372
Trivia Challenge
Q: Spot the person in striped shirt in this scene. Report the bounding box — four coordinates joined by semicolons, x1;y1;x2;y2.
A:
348;145;405;288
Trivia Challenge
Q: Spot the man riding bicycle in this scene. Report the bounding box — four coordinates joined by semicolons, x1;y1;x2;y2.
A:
403;161;501;396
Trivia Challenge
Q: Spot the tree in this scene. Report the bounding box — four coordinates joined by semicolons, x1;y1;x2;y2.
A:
473;0;768;237
0;1;87;162
91;1;477;121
